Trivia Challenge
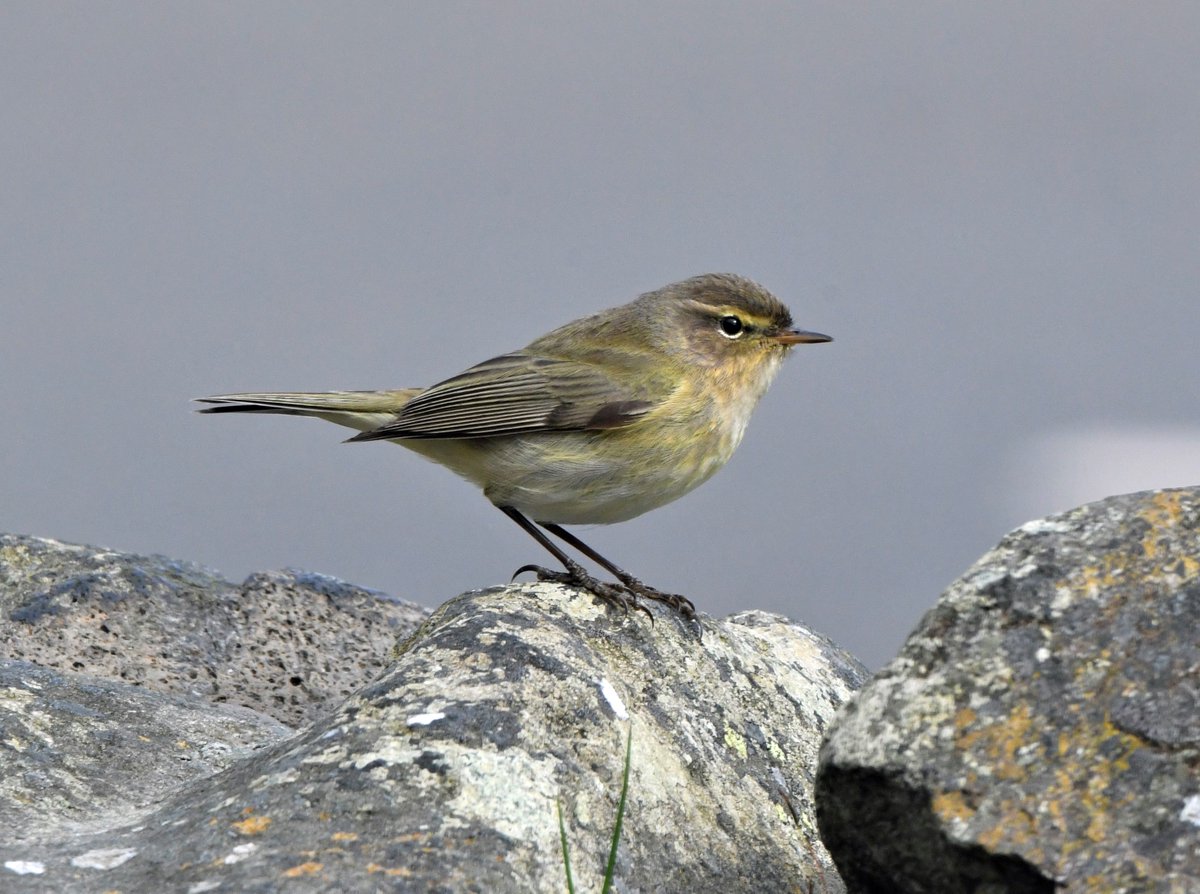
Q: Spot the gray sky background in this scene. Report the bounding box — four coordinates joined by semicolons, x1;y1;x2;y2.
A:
3;4;1198;668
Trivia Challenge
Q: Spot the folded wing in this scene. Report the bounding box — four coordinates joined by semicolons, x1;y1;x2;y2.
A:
348;353;655;441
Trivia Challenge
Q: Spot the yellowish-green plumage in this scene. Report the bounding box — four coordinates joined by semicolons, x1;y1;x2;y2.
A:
197;273;830;615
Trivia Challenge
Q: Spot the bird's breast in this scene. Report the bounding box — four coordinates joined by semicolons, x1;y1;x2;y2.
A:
397;354;783;526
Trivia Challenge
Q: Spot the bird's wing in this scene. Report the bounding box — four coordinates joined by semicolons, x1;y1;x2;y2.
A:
348;353;655;441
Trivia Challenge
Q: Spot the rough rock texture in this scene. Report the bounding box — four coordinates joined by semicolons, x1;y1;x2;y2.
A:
0;534;428;725
0;535;864;892
0;661;293;844
817;488;1200;893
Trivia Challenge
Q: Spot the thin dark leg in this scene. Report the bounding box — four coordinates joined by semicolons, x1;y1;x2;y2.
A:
539;523;696;618
499;506;648;618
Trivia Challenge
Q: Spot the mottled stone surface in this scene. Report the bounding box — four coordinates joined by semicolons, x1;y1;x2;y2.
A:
817;488;1200;893
0;560;864;892
0;534;427;725
0;660;292;844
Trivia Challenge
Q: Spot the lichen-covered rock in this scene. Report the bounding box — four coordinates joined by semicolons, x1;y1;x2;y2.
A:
816;488;1200;893
0;564;863;892
0;534;428;725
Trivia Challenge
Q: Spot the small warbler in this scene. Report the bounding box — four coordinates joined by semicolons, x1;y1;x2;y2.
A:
198;273;830;618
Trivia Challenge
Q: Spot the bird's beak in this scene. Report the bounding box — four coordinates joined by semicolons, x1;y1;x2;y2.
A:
771;328;832;345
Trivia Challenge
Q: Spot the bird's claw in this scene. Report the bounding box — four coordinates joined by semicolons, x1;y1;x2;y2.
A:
512;563;569;583
511;564;654;621
613;574;697;620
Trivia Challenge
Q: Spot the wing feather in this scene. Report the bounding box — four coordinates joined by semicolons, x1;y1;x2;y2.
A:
348;353;655;441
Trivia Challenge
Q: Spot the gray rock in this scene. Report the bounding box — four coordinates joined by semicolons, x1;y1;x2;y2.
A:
0;660;293;844
816;488;1200;893
0;534;428;725
0;555;864;892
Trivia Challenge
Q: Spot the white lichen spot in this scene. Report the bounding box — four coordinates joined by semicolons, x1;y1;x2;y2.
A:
1011;560;1039;580
223;843;257;865
4;861;45;875
188;880;223;893
598;679;628;720
70;847;138;870
1035;647;1051;663
969;568;1009;592
1050;586;1075;613
351;737;419;769
406;712;446;727
1181;794;1200;827
0;687;35;716
1017;518;1072;536
449;749;558;845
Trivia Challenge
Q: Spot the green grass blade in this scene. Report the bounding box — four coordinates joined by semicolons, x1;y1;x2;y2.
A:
557;799;575;894
601;726;633;894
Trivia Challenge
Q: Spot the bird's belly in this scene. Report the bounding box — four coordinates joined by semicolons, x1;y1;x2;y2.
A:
398;427;737;525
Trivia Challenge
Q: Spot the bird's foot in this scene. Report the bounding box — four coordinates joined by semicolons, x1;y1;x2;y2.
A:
513;564;653;620
610;572;697;620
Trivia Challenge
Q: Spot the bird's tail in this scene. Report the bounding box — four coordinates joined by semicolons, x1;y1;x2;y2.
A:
195;390;422;435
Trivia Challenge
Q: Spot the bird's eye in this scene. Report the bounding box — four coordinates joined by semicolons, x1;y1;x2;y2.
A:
718;315;745;338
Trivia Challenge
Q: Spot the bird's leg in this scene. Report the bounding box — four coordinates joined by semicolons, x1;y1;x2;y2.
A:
538;522;697;619
499;507;650;619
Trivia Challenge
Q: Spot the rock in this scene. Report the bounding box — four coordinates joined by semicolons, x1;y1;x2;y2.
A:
0;535;865;893
816;488;1200;893
0;534;428;725
0;660;293;845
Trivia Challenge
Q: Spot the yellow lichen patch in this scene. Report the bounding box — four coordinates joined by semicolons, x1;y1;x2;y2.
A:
1043;788;1068;834
951;703;1138;859
282;861;323;877
1142;490;1185;533
1075;716;1140;845
722;723;748;760
1130;491;1200;580
931;790;975;825
976;802;1039;853
232;815;272;836
764;731;786;763
330;831;358;842
1074;555;1126;599
955;703;1037;782
989;712;1142;864
771;801;792;826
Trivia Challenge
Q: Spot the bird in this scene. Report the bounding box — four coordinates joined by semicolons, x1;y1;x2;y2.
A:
197;273;831;618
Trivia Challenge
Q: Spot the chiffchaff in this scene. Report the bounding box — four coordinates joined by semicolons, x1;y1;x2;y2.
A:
198;273;830;618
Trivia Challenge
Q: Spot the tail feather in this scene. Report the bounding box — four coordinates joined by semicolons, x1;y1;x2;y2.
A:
195;390;421;435
197;404;313;416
